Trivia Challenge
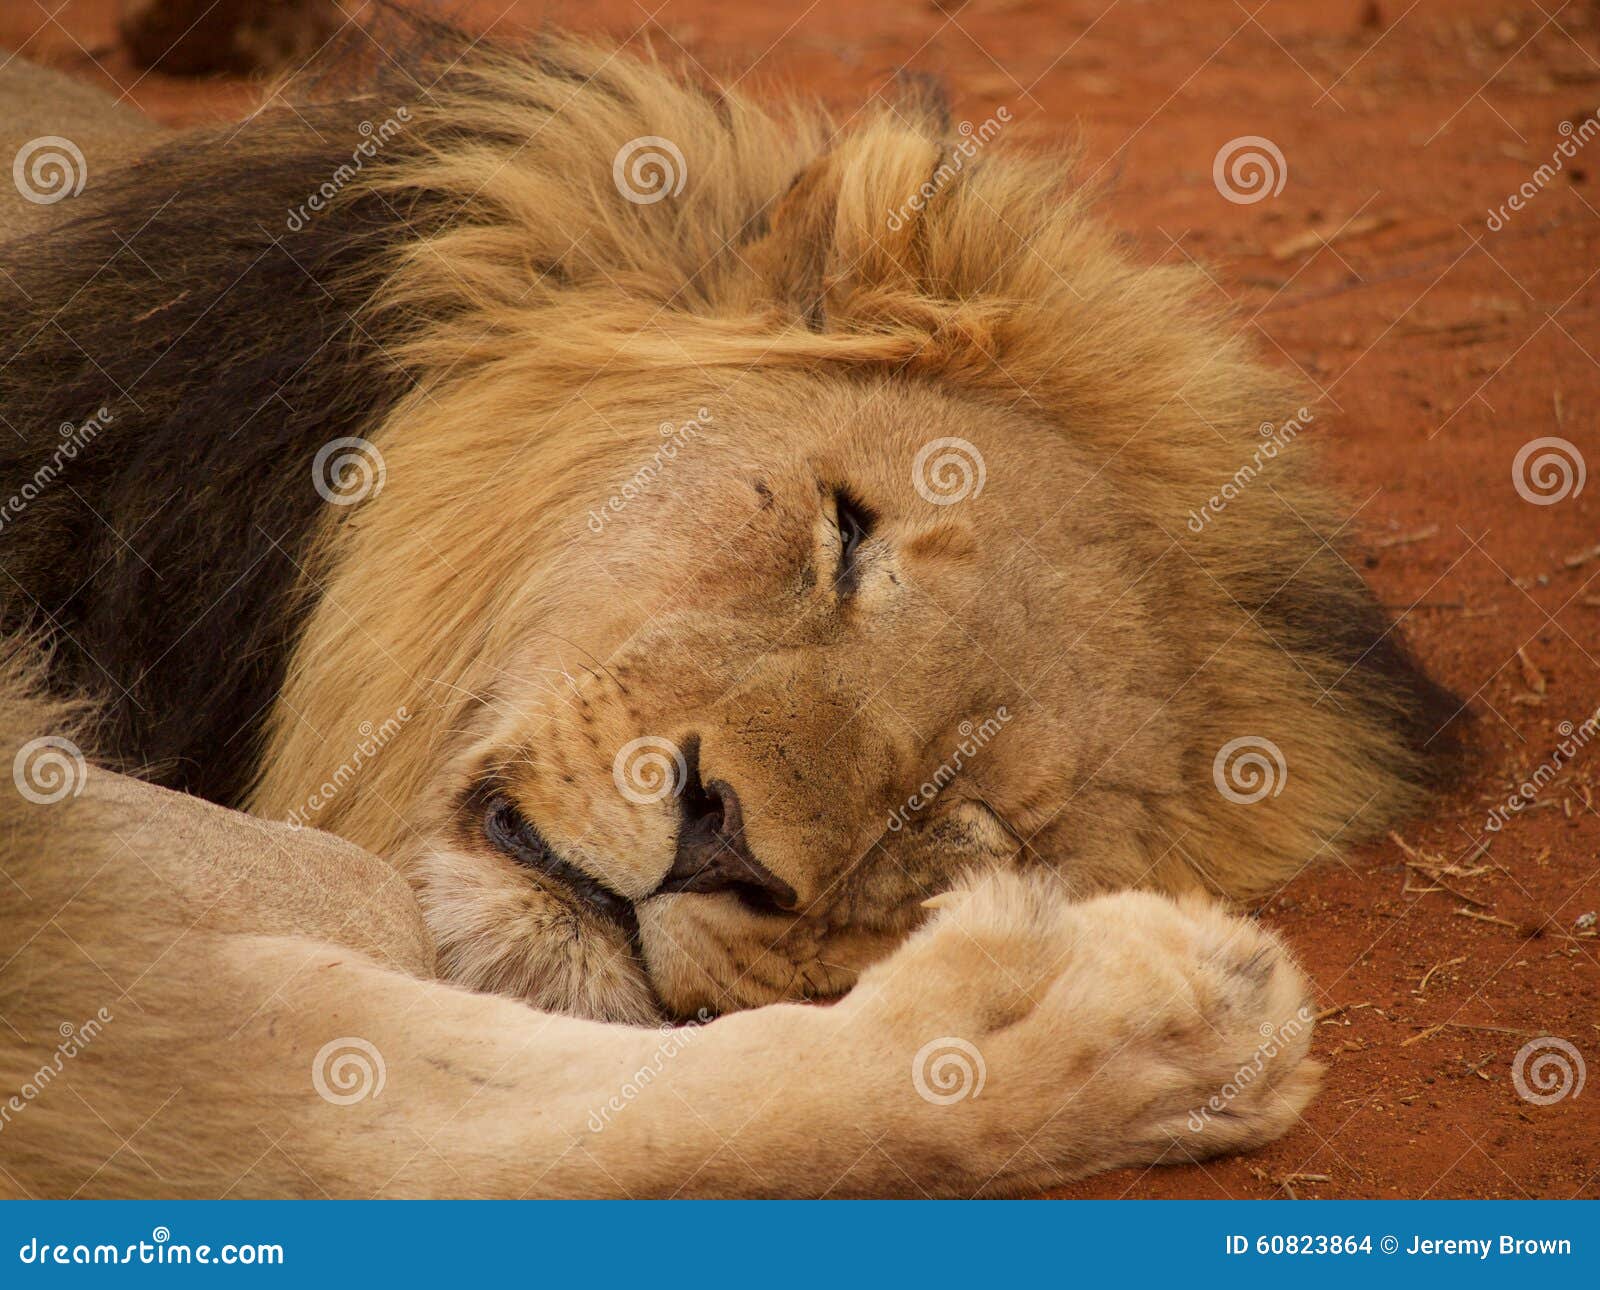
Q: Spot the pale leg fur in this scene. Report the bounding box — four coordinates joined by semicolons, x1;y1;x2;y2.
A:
0;700;1319;1198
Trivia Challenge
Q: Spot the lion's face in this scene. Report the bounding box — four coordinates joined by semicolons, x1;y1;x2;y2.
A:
399;377;1181;1022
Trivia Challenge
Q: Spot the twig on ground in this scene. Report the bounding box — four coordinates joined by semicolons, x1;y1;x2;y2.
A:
1373;524;1440;549
1454;907;1520;928
1416;956;1467;992
1516;646;1547;695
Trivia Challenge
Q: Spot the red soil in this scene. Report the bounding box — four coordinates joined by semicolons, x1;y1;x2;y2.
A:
6;0;1597;1199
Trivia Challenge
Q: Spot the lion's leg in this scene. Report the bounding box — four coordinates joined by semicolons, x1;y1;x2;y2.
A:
7;847;1319;1196
220;878;1319;1197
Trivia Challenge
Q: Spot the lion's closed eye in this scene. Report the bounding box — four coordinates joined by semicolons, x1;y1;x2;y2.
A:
830;486;875;596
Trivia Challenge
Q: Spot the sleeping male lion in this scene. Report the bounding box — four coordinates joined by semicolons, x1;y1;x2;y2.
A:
0;30;1459;1197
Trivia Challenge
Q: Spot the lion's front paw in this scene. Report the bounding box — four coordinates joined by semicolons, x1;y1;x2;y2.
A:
836;871;1322;1193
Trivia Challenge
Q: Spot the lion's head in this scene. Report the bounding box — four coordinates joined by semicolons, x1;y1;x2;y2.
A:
1;36;1461;1024
282;376;1215;1024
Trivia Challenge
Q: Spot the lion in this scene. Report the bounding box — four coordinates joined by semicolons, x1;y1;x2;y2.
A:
0;26;1460;1197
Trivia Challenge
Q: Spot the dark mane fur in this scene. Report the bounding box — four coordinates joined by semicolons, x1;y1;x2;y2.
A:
0;96;436;802
0;23;1466;819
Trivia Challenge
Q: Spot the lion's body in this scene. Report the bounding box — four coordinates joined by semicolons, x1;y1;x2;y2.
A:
0;28;1457;1195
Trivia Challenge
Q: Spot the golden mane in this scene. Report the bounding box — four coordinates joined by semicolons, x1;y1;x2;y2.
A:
238;36;1460;901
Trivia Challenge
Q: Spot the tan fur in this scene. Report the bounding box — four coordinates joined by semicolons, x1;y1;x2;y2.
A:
233;40;1437;1022
0;641;1319;1197
3;35;1462;1194
0;50;161;240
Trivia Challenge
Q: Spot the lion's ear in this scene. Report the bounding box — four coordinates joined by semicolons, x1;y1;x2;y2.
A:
744;152;846;331
745;127;948;331
890;70;953;136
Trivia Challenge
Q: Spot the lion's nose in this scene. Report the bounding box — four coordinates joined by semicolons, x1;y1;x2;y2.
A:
655;773;798;912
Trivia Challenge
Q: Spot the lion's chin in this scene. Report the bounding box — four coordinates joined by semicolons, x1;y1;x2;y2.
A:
637;893;871;1020
412;844;880;1024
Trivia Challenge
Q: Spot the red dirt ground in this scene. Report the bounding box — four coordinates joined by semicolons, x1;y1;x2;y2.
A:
6;0;1597;1199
